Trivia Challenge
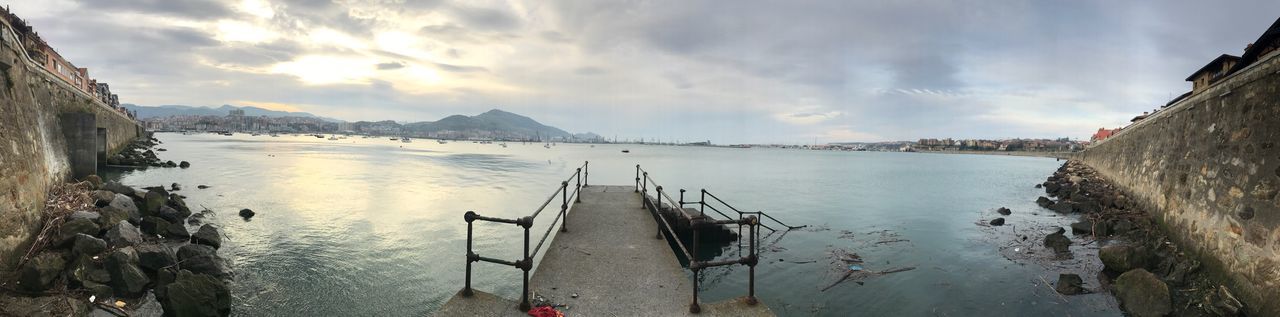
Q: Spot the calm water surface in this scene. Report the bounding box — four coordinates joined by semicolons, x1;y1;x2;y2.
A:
114;133;1122;316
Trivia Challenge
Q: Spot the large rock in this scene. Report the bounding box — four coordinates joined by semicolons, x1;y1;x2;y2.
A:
1055;273;1086;295
1049;201;1074;213
238;208;255;219
69;210;101;222
989;217;1006;226
70;256;112;286
167;222;192;239
1100;244;1150;273
1036;196;1053;208
72;233;108;257
106;247;150;297
142;189;170;217
105;220;143;248
158;205;190;224
103;181;135;196
18;252;66;291
1070;220;1096;235
1072;198;1102;213
136;244;177;272
141;216;171;236
996;207;1012;216
85;175;104;189
1044;231;1072;254
176;244;227;278
1114;269;1172;317
191;224;222;249
100;193;141;228
91;190;115;206
59;218;100;246
161;270;231;317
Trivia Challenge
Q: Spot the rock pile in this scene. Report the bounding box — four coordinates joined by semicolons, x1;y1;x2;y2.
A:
1039;161;1243;316
104;137;190;169
5;176;231;317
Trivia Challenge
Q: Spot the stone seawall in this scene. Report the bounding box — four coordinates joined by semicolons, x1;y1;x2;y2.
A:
0;20;142;271
1078;52;1280;315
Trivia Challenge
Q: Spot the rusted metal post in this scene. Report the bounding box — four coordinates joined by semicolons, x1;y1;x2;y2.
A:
690;220;702;314
641;172;649;208
746;215;759;305
634;165;640;192
656;186;665;239
679;189;685;206
463;211;476;297
560;181;569;232
699;189;706;217
575;168;582;203
583;161;589;187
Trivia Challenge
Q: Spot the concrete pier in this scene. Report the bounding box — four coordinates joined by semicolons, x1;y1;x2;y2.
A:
436;185;772;316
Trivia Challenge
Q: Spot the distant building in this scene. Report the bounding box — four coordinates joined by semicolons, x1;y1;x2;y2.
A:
1186;54;1240;94
1229;17;1280;74
1091;128;1117;142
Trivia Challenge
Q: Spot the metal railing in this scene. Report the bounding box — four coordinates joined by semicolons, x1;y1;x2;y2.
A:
461;161;588;312
634;164;799;313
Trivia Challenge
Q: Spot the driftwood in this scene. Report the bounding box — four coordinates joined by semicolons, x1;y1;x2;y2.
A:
821;266;916;292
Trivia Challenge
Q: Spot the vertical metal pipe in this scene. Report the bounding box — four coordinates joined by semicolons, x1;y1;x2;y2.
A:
575;168;582;203
747;217;758;305
634;165;640;192
583;161;589;187
463;214;474;297
560;181;568;232
690;223;702;314
519;226;531;312
699;190;706;217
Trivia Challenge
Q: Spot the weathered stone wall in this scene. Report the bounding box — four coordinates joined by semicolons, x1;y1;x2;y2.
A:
0;21;142;271
1078;52;1280;315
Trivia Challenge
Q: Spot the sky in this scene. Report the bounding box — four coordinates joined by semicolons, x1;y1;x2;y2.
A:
7;0;1280;144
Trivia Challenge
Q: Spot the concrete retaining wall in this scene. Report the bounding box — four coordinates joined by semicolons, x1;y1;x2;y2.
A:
1078;52;1280;315
0;20;142;271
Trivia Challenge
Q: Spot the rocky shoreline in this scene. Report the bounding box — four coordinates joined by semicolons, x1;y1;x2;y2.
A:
1037;160;1243;317
0;140;235;317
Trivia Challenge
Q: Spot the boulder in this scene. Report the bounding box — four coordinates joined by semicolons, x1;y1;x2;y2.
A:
1055;273;1086;295
161;270;231;317
996;207;1011;216
106;247;150;297
1113;269;1172;317
179;161;190;168
1072;199;1102;213
1049;201;1074;213
18;252;66;291
1044;231;1071;254
1036;196;1053;208
68;210;101;222
1045;182;1061;194
103;181;134;196
106;193;140;223
158;205;188;224
91;190;116;206
141;216;171;236
176;244;227;278
168;194;191;214
989;218;1006;226
1034;183;1043;188
1070;220;1095;235
82;281;114;300
191;225;222;249
84;175;103;189
72;234;108;257
105;220;143;248
142;188;170;216
1100;244;1150;273
60;218;100;246
238;208;255;219
167;222;192;239
70;256;112;285
136;244;177;271
171;183;181;191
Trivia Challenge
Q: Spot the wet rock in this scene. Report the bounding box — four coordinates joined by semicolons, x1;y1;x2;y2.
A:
191;224;222;249
60;218;100;246
989;218;1006;226
197;185;210;189
106;194;140;222
72;234;108;257
1110;219;1135;235
69;210;101;222
168;194;190;213
996;207;1011;215
166;222;191;239
1099;244;1150;273
160;270;231;317
106;247;150;297
132;291;166;317
158;205;188;224
1114;269;1172;317
140;216;171;236
179;161;190;168
1206;285;1244;316
70;256;112;285
1055;273;1086;295
1036;196;1053;208
176;244;227;278
105;220;143;248
136;244;176;272
238;208;255;219
82;281;113;300
1072;199;1102;213
1044;231;1071;253
171;183;182;191
1034;183;1043;188
18;252;66;291
1045;182;1061;194
1070;220;1095;235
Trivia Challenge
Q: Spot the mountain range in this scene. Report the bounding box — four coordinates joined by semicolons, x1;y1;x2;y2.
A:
399;109;573;138
122;104;340;122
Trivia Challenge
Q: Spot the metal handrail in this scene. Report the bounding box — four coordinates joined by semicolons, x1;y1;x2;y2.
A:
635;165;773;313
461;161;588;312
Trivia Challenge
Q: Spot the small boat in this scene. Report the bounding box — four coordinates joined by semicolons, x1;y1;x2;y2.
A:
390;137;399;141
314;135;324;139
251;133;261;136
328;135;339;140
499;143;507;148
622;149;630;153
401;137;411;143
438;140;448;144
221;132;233;136
544;143;551;149
270;133;279;137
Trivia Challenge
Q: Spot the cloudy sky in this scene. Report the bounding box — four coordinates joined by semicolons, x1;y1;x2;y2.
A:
9;1;1279;143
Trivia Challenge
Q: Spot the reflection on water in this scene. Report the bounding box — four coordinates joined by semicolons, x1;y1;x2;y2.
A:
114;134;1121;316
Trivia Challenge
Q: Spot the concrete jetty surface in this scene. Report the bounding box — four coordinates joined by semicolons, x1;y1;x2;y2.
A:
435;185;772;316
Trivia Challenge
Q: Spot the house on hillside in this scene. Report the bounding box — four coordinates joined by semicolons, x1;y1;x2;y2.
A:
1229;17;1280;74
1091;128;1118;142
1186;54;1240;94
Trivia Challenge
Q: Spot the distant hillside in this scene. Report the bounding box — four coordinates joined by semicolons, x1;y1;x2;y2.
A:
402;109;573;138
123;104;339;121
